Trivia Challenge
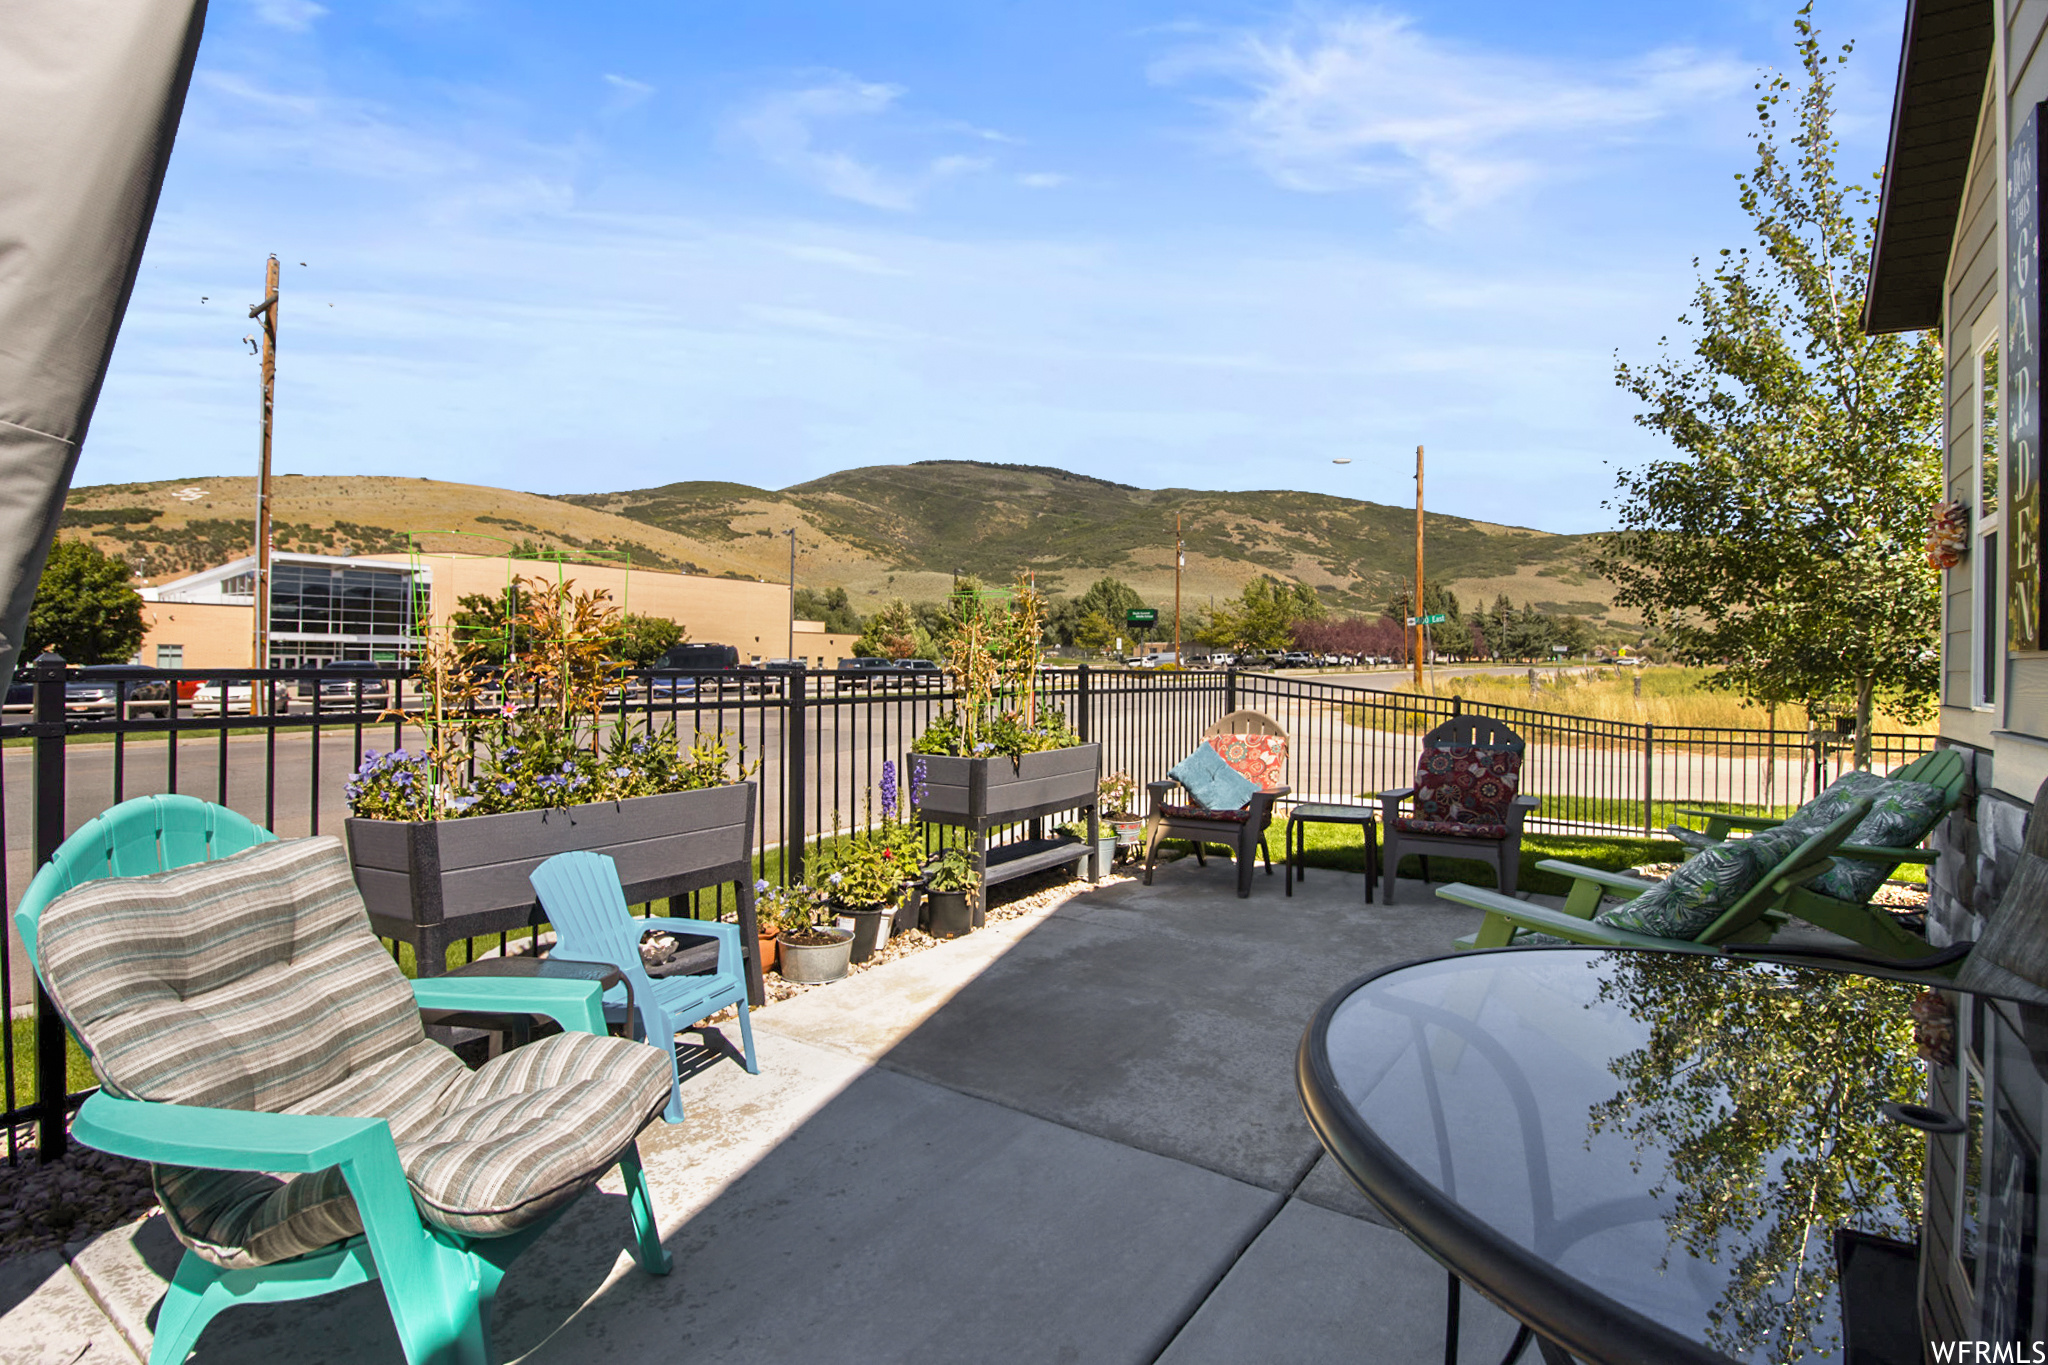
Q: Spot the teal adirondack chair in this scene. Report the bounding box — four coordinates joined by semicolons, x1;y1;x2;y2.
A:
1665;749;1968;959
14;795;673;1365
1440;802;1872;953
529;849;758;1125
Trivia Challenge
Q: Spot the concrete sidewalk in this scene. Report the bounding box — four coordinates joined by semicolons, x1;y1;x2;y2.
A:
4;861;1533;1364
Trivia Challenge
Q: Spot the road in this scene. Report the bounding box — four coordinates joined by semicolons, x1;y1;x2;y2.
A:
4;670;1852;1008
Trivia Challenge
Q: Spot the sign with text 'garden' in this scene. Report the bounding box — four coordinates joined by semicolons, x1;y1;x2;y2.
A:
2009;102;2044;651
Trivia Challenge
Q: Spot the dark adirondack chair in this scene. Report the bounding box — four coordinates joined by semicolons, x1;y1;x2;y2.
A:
1379;715;1539;904
1142;710;1291;898
1667;748;1969;960
1441;800;1874;953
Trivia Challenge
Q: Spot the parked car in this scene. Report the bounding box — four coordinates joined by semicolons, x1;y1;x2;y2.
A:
656;643;740;671
1281;652;1315;668
307;660;400;712
190;678;295;715
65;666;173;716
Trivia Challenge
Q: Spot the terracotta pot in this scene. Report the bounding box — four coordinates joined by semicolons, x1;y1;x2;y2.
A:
758;932;779;973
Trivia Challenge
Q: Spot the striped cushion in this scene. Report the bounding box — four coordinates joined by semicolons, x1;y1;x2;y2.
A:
159;1031;671;1266
37;835;672;1268
37;837;424;1113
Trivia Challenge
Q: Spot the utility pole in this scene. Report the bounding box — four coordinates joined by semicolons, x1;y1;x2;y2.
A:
1413;444;1425;690
784;528;796;662
1174;513;1183;664
249;254;279;711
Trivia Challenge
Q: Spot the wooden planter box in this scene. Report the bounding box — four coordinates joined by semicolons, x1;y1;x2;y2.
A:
910;744;1102;899
345;783;762;1001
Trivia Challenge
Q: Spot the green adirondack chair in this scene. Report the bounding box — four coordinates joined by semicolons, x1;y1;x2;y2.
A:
14;795;673;1365
1440;802;1872;953
1665;748;1967;959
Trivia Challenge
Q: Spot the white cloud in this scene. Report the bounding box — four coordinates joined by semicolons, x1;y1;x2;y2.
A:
1018;172;1068;189
250;0;327;31
730;74;997;210
601;73;655;113
1152;7;1746;223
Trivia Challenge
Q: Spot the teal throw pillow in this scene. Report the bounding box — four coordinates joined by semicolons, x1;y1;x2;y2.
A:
1169;745;1259;812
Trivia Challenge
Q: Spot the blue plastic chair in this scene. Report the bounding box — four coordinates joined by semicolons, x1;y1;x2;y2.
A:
530;850;759;1123
14;796;672;1365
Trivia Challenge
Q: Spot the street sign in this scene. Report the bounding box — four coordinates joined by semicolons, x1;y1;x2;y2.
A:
1551;645;1570;654
1406;614;1447;626
1125;608;1158;626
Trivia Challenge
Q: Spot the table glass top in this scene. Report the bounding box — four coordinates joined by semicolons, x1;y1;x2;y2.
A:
1316;948;2018;1364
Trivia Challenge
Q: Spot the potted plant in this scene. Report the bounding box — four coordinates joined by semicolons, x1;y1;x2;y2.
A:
772;880;852;984
751;880;799;973
923;845;978;938
819;762;919;963
1100;770;1143;854
910;577;1102;887
342;575;761;980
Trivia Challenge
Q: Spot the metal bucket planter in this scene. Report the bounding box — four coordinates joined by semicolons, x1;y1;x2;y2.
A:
345;783;760;995
778;928;854;983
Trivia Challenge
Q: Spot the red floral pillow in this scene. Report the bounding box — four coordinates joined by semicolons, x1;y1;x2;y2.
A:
1208;733;1287;791
1410;745;1520;829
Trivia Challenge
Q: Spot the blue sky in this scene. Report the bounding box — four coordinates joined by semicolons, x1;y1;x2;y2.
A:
83;0;1910;532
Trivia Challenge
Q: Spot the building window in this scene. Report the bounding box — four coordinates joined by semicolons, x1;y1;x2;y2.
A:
221;572;255;598
1977;339;2002;710
155;644;183;669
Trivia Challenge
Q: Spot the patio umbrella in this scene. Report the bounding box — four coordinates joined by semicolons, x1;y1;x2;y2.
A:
0;0;207;685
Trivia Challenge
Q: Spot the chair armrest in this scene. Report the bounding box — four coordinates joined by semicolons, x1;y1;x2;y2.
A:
1722;939;1973;975
1146;780;1179;816
631;916;743;976
1531;859;1660;900
1435;884;1713;952
71;1090;393;1173
1829;844;1940;865
412;976;607;1036
1378;787;1416;803
1510;795;1539;810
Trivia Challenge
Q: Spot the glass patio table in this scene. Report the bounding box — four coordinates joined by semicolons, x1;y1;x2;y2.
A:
1296;945;2041;1365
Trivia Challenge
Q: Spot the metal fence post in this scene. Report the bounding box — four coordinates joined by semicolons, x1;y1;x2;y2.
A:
785;670;807;886
1641;723;1655;838
1076;664;1091;742
1225;667;1237;716
31;652;69;1160
1451;694;1463;718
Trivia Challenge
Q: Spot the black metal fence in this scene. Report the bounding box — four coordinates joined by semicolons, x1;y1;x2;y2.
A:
2;658;1935;1160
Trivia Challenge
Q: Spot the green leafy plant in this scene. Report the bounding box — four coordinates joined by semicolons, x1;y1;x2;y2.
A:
754;879;829;939
924;845;978;894
346;574;753;820
912;575;1082;760
818;763;921;908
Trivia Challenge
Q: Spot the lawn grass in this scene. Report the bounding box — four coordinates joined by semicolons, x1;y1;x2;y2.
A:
1284;822;1686;897
1390;665;1939;735
6;1016;97;1112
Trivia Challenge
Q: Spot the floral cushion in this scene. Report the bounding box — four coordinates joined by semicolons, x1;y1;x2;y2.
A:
1159;802;1252;824
1589;823;1809;941
1396;817;1509;840
1806;776;1950;902
1208;733;1287;791
1410;746;1521;831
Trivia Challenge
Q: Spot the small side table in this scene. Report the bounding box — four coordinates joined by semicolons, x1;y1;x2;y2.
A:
426;956;634;1058
1284;803;1380;903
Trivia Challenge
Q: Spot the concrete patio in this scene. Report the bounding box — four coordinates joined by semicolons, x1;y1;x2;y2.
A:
3;858;1536;1364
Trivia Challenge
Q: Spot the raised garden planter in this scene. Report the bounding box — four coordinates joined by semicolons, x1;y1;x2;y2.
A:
345;783;763;1001
912;744;1102;905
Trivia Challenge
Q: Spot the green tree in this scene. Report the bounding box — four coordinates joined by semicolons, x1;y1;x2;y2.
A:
1198;577;1324;651
855;599;934;659
25;540;145;664
793;586;863;634
1073;609;1117;652
450;587;528;666
1596;10;1943;768
1072;577;1155;642
615;613;685;665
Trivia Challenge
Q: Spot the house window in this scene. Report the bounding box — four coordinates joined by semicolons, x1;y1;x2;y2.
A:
1978;339;2002;709
154;644;183;669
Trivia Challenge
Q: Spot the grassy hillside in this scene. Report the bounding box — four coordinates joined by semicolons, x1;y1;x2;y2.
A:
62;463;1623;627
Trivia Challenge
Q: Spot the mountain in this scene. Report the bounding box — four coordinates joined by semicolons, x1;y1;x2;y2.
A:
59;463;1620;625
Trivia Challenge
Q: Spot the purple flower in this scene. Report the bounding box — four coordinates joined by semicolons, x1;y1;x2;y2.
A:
880;760;898;819
497;781;516;795
912;757;927;806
